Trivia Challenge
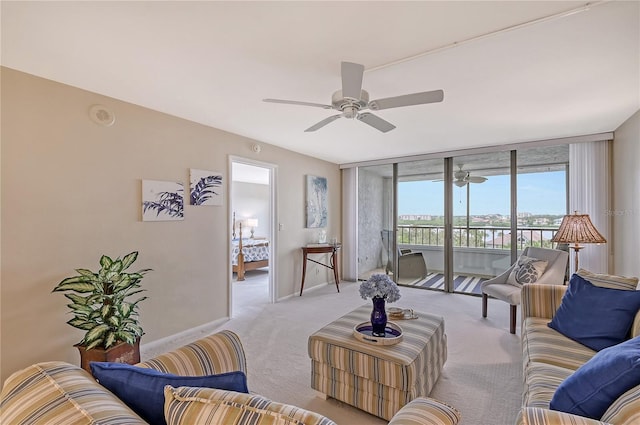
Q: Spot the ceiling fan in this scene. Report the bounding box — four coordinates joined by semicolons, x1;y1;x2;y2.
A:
434;165;488;187
453;165;488;187
263;61;444;133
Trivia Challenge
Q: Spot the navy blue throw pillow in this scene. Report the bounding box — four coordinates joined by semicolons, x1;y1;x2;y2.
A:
548;274;640;351
550;336;640;419
90;362;248;425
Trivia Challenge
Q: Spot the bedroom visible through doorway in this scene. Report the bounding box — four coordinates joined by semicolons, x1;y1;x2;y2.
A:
230;159;275;315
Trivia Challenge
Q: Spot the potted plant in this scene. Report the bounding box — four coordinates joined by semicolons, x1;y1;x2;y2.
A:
52;251;151;372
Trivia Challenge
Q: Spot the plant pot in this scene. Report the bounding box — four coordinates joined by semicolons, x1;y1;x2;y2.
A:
76;337;141;373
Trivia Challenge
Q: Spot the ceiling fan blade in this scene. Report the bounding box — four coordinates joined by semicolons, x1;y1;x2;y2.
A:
263;99;332;109
304;114;343;132
369;89;444;111
341;62;364;100
468;176;488;183
356;112;396;133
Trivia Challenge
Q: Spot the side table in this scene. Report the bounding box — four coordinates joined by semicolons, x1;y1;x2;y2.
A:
300;244;341;296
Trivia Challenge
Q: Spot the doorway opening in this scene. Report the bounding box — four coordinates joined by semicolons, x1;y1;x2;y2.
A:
229;158;277;316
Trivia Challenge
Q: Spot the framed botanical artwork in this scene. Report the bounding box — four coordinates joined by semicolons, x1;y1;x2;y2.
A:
142;180;184;221
190;169;223;206
306;175;327;228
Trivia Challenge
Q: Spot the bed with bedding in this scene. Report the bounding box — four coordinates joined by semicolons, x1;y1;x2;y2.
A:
232;238;269;280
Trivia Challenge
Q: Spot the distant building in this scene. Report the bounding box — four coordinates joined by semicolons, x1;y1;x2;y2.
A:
399;214;432;221
487;230;548;247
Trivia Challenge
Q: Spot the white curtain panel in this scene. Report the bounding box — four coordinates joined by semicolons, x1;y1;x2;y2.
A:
341;167;358;281
569;140;612;275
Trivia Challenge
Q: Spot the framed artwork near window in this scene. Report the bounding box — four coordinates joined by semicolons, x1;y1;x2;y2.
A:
306;175;327;228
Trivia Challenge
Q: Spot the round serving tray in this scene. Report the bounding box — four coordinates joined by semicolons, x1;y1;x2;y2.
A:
353;321;403;346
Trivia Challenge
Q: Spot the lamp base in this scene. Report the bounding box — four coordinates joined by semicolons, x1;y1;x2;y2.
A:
570;244;583;275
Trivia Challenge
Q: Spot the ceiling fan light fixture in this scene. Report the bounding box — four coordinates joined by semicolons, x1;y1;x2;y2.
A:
454;170;468;181
343;105;357;119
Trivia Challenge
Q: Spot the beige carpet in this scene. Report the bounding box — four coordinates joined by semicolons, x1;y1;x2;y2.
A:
218;275;523;425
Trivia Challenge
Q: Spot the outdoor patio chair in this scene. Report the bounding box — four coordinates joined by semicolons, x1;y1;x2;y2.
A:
381;230;428;283
481;246;568;334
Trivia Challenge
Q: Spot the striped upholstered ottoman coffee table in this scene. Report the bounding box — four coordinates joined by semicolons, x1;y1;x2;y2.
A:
308;304;447;420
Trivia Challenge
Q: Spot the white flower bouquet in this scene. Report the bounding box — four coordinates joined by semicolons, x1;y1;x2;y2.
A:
359;273;401;303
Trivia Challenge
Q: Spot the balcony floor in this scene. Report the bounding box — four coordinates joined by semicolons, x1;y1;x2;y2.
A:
403;272;487;295
359;269;488;296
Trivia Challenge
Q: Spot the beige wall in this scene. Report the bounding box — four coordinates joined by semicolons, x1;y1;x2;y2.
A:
613;110;640;277
0;67;341;384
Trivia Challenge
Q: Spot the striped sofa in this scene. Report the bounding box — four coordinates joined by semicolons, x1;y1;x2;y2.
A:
519;271;640;425
1;329;460;425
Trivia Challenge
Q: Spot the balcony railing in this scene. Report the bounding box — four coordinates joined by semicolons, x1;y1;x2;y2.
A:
397;225;560;250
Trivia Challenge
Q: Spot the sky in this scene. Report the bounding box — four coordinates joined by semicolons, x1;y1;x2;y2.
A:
398;171;566;216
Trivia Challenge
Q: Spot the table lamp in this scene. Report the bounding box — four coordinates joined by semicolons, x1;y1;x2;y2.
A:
551;211;606;273
246;218;258;239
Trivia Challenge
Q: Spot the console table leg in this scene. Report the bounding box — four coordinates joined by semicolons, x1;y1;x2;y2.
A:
332;251;340;292
300;253;308;296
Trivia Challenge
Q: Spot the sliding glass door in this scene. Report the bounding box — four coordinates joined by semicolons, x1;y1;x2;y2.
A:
450;152;511;295
396;159;445;290
354;144;568;295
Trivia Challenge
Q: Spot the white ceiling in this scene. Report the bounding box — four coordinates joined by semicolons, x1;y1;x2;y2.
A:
2;1;638;165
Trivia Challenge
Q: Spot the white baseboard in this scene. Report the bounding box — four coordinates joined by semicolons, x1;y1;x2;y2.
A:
139;317;229;360
277;281;332;302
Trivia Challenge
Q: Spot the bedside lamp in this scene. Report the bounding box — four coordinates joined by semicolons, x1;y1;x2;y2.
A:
551;211;606;273
246;218;258;239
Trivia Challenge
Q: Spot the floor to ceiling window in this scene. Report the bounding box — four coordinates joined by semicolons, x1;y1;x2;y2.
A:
354;143;569;296
448;152;511;295
516;144;569;251
396;159;445;290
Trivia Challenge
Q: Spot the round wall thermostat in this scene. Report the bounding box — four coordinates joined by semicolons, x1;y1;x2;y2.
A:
89;104;116;127
251;143;262;153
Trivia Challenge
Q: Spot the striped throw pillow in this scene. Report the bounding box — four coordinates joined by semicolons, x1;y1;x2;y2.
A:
576;269;639;291
164;386;337;425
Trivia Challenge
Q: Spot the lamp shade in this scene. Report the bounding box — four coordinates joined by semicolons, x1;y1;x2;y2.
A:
551;212;606;245
246;219;258;228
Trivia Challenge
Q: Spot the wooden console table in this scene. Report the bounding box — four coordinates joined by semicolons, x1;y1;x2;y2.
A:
300;244;341;296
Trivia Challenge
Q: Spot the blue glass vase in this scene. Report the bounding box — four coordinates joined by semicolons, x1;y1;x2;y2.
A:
370;297;388;337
